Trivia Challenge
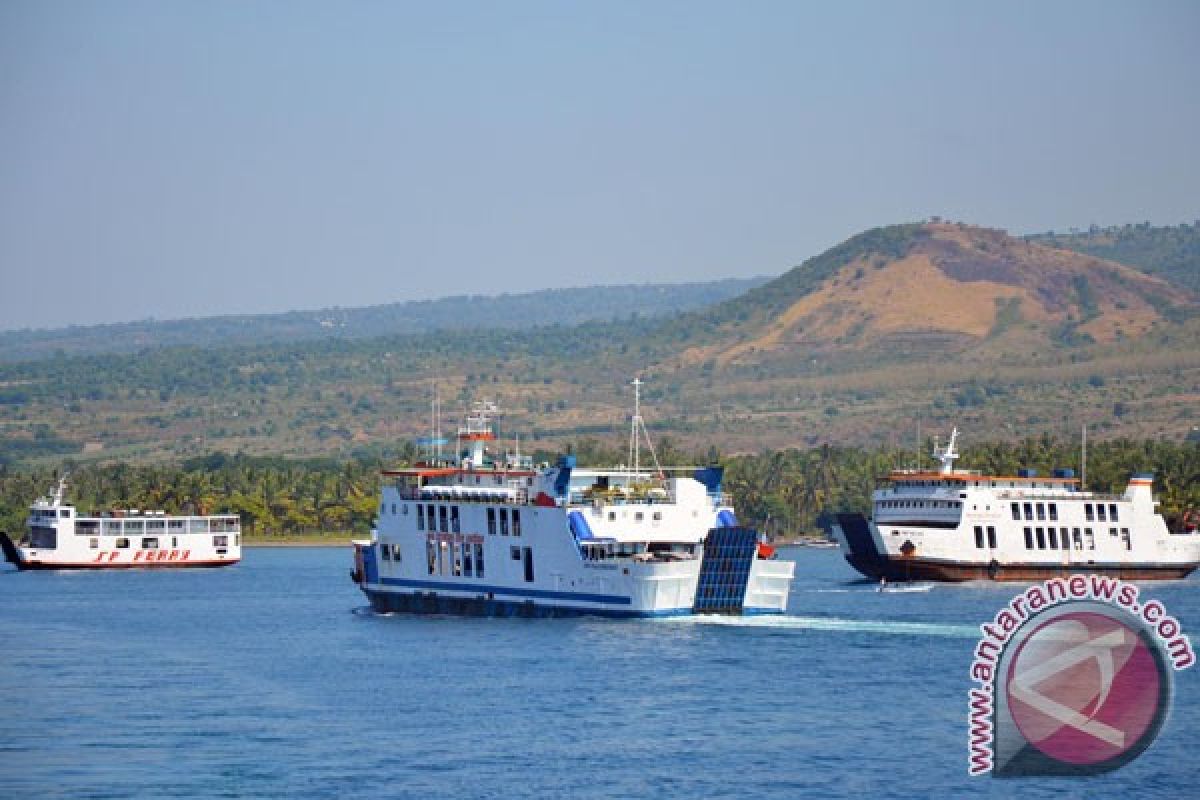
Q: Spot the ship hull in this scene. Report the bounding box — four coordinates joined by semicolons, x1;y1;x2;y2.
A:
835;513;1198;583
10;559;240;571
843;552;1197;583
361;586;698;618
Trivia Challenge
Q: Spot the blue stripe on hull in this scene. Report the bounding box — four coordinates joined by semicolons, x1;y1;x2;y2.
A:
379;576;633;605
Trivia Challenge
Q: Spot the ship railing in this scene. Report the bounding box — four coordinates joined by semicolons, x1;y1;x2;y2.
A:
74;516;241;535
569;491;677;507
399;486;531;505
994;489;1125;502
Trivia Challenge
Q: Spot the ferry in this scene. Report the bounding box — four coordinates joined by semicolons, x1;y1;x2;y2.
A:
351;383;794;617
833;429;1200;582
1;477;242;570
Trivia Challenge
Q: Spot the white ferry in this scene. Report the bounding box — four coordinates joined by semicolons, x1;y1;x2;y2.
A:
1;477;242;570
833;428;1200;582
351;384;794;617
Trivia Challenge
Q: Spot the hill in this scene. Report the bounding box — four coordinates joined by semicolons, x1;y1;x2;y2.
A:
1027;222;1200;293
0;277;767;363
674;222;1195;367
2;222;1198;465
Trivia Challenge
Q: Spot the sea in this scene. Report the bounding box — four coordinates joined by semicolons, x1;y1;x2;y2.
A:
2;546;1197;799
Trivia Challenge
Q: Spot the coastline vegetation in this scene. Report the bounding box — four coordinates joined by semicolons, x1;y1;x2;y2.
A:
2;437;1195;543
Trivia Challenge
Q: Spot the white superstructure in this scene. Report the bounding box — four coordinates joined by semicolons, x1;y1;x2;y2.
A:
1;477;242;570
833;428;1200;581
352;389;794;617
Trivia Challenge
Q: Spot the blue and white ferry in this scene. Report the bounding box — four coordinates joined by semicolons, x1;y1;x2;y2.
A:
352;383;794;617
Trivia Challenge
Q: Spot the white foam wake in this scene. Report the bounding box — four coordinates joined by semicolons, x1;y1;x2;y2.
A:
683;614;978;638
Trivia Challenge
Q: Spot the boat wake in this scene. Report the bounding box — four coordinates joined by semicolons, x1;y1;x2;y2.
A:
685;614;978;638
877;582;936;593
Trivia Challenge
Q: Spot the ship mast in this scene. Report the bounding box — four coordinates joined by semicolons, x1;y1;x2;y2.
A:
1081;423;1087;491
628;378;642;482
626;377;664;481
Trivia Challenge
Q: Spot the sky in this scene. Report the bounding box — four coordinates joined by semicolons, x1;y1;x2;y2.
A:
2;1;1198;332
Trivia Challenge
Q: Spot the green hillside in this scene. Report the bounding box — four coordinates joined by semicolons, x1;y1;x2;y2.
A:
1027;222;1200;293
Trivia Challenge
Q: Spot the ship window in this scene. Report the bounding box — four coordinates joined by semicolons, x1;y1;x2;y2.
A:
439;506;448;533
1060;528;1070;550
511;546;521;561
169;519;185;531
1048;528;1058;549
142;537;159;549
608;512;616;521
451;506;460;533
1085;504;1094;522
463;542;473;576
453;544;462;576
426;540;436;574
189;519;208;534
1035;528;1046;549
487;508;497;535
653;511;662;521
523;546;534;583
1024;528;1033;549
116;537;129;549
171;537;177;548
1048;503;1058;521
417;505;425;531
1084;528;1096;550
1036;503;1045;521
77;520;100;534
974;526;984;548
426;504;435;530
987;526;997;549
635;512;644;522
381;544;391;561
500;508;509;536
146;519;165;531
391;503;396;515
392;544;402;562
89;537;98;549
1011;503;1020;521
1109;504;1119;522
1072;528;1082;550
1110;527;1118;537
512;509;521;536
1121;528;1131;550
1097;505;1107;522
1023;503;1033;521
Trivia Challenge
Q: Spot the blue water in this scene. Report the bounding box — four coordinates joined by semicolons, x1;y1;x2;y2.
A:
2;547;1197;798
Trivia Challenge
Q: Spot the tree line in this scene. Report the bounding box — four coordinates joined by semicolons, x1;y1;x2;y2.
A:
2;436;1195;539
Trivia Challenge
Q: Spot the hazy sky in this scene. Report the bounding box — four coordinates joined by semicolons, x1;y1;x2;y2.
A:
2;1;1198;331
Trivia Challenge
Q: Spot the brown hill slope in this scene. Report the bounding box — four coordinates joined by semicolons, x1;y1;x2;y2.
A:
680;222;1194;367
